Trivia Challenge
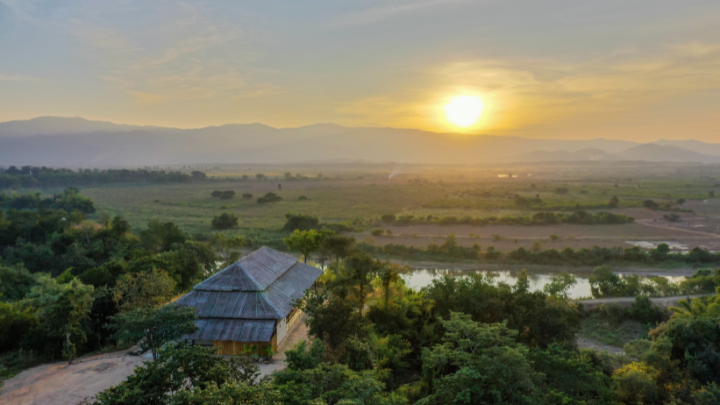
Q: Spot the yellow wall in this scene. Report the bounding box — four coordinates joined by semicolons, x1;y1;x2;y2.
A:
213;334;277;356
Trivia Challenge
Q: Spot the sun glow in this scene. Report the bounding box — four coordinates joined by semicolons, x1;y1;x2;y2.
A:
444;96;484;128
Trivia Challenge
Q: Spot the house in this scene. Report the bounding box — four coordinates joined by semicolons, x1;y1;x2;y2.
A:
175;246;322;355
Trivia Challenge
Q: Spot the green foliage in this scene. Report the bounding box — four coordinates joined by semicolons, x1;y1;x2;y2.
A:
419;313;541;405
283;213;320;232
108;305;198;359
543;272;577;299
0;265;37;301
285;229;326;263
285;339;327;371
211;212;239;230
529;345;616;405
113;268;177;311
0;299;37;352
22;276;95;359
90;345;262;405
371;228;384;236
424;274;580;348
210;233;245;268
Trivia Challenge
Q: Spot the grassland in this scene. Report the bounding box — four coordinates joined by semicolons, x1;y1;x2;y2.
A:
32;167;714;255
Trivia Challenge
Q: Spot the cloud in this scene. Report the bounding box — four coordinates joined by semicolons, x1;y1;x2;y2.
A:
332;42;720;135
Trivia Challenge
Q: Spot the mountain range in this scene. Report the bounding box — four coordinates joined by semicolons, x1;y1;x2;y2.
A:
0;117;718;166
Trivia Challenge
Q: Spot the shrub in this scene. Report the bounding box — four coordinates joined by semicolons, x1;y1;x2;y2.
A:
211;190;223;198
241;193;253;200
257;192;283;204
220;190;235;200
380;214;396;223
298;195;308;201
282;213;319;232
555;187;570;195
371;228;384;236
211;213;239;230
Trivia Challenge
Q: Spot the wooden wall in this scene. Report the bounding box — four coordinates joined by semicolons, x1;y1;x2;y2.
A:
212;334;278;356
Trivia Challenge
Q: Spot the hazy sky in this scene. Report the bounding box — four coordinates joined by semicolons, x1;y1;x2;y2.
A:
1;0;719;141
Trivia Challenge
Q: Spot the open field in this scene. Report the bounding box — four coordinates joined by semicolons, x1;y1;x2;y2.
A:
70;170;720;254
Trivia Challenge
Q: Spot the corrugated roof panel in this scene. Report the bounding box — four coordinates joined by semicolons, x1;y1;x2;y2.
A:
185;319;275;343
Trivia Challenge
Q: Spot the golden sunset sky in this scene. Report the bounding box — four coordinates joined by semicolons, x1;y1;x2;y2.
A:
0;0;719;141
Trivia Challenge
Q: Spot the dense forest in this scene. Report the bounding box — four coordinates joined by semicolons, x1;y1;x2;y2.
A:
2;191;720;404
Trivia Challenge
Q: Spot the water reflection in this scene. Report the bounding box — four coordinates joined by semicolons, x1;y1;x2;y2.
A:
402;269;685;299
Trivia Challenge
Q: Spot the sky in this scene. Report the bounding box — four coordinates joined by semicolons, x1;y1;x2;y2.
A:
0;0;719;141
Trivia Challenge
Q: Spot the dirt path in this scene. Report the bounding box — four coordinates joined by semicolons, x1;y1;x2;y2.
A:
636;220;720;239
0;316;310;405
0;350;146;405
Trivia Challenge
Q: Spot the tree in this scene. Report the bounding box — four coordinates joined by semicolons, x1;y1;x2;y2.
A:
377;262;407;308
242;193;253;200
589;265;626;298
109;305;197;359
282;213;320;232
24;276;94;362
256;173;265;181
543;272;577;299
113;268;177;311
322;235;356;269
284;229;324;263
211;234;246;268
419;313;541;405
609;195;619;208
211;213;239;230
191;171;207;180
90;345;269;405
334;253;379;311
141;219;186;252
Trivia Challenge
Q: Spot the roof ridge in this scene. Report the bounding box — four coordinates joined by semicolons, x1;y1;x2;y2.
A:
237;261;263;291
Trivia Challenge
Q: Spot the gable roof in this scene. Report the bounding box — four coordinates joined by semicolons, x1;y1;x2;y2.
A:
176;247;322;320
194;247;299;292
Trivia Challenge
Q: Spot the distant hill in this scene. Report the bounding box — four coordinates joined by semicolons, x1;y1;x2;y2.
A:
611;144;720;163
511;148;609;163
0;116;717;166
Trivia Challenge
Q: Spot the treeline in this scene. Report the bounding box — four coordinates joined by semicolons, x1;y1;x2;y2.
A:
358;240;720;266
0;188;96;213
380;210;634;226
589;266;720;298
0;166;206;188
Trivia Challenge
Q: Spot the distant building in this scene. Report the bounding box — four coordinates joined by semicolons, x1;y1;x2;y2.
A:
175;246;322;355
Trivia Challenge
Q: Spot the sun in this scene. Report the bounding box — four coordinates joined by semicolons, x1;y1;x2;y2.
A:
444;96;484;128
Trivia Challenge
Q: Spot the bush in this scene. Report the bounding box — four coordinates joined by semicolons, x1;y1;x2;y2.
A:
555;187;570;195
298;195;308;201
371;228;384;236
241;193;253;200
257;192;282;204
211;213;239;230
282;213;319;232
220;190;235;200
381;214;396;223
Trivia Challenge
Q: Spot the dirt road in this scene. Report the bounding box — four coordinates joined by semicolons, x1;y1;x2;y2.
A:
0;316;310;405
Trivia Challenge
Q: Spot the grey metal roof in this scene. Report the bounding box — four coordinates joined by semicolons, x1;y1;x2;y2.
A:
185;319;275;342
195;247;299;292
175;290;282;319
176;247;323;321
